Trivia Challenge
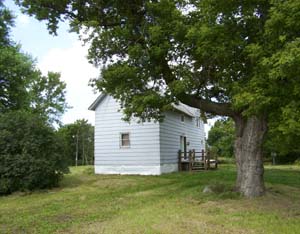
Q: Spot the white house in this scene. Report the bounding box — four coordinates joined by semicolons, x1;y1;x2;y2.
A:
89;94;206;175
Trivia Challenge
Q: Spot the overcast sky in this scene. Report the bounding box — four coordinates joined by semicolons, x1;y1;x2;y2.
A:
4;0;214;135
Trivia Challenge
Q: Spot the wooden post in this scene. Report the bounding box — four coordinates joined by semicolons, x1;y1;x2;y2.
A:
271;152;277;165
204;150;208;170
75;131;79;167
188;150;192;172
207;151;210;170
178;150;182;172
201;149;205;169
192;149;195;161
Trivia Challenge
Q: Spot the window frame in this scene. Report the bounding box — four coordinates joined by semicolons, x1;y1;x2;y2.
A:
181;115;185;123
196;117;200;127
120;132;130;148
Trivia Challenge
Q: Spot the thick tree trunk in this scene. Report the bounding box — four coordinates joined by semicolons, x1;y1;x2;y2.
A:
234;115;267;198
180;95;268;197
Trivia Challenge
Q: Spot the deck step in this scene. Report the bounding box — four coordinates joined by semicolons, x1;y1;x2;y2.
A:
192;167;205;170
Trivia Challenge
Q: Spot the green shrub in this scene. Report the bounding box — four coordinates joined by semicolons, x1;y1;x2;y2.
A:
0;111;69;195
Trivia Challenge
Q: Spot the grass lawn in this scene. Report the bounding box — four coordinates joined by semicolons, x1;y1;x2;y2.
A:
1;165;300;234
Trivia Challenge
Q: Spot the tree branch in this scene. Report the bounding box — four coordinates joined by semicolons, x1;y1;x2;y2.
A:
159;59;236;117
178;94;236;117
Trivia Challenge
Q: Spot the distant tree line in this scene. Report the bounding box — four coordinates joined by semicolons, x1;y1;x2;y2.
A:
58;119;94;166
207;119;235;159
207;118;300;164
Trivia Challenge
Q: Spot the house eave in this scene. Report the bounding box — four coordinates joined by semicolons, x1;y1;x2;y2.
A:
89;94;199;118
88;93;106;111
171;103;198;118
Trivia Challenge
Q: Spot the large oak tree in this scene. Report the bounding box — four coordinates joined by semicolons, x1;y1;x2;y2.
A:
16;0;300;197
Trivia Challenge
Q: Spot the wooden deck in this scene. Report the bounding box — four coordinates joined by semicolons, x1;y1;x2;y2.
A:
178;149;218;172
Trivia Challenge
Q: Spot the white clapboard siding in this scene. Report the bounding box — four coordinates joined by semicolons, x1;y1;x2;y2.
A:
94;95;160;168
159;111;205;164
92;94;206;174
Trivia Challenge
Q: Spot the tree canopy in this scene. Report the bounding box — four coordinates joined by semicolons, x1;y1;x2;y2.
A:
0;3;68;124
0;1;13;46
14;0;300;120
0;45;67;123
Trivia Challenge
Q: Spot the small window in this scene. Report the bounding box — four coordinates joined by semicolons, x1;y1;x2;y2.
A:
181;115;185;122
196;117;200;127
120;133;130;147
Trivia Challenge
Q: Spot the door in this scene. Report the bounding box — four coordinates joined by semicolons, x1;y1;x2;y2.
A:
180;136;187;159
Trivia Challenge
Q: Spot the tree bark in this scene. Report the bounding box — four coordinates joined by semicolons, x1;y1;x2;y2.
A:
233;115;267;197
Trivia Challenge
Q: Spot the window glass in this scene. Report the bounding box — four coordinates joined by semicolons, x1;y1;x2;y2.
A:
181;115;185;122
121;133;130;147
196;117;200;127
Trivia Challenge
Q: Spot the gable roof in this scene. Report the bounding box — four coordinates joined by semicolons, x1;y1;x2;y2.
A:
171;103;198;117
88;93;106;111
88;93;199;117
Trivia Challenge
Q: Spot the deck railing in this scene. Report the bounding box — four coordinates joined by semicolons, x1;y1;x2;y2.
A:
178;149;218;172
